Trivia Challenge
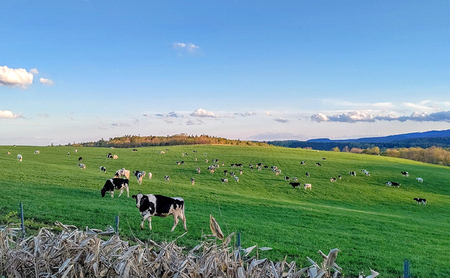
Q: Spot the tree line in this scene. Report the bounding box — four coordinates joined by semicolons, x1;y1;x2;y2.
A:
71;134;269;148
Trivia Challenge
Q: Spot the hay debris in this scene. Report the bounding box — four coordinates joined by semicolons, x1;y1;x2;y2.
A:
0;222;377;277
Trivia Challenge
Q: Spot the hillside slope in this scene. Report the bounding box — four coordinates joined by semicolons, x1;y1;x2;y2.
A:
1;145;449;277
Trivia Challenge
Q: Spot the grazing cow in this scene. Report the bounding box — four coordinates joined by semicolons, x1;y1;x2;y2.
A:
78;163;86;169
196;167;201;174
134;171;146;184
190;178;195;185
349;171;356;176
235;176;239;183
78;157;83;162
101;178;129;198
322;157;326;160
224;170;228;176
401;171;409;177
416;177;423;183
304;183;312;190
292;177;298;182
34;150;40;154
6;152;11;155
99;166;106;173
132;148;138;152
230;172;235;177
316;163;321;166
221;178;228;184
114;168;130;179
386;181;400;187
17;154;22;162
74;149;78;153
330;177;337;182
132;193;187;231
306;172;310;177
391;182;400;187
362;169;370;176
338;175;342;180
264;165;269;169
413;198;427;205
148;172;153;179
205;159;209;163
239;169;243;175
113;155;119;159
300;161;305;165
107;153;113;158
160;151;165;154
67;152;70;156
164;175;170;181
284;176;290;182
290;182;301;188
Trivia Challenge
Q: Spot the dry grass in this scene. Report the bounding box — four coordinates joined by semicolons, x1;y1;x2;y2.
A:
0;220;377;278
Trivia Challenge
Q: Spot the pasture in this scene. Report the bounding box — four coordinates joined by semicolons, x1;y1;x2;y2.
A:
1;145;450;277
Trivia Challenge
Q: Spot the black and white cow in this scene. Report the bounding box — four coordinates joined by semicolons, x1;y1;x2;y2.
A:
101;178;129;198
132;193;187;232
99;166;106;173
401;171;409;177
289;182;301;188
413;198;427;205
134;171;146;184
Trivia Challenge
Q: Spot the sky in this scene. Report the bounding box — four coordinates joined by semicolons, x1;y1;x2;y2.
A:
1;1;450;146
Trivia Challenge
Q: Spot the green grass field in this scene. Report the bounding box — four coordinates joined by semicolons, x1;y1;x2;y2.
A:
1;145;449;277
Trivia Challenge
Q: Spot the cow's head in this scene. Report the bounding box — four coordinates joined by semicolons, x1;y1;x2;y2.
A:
132;194;142;208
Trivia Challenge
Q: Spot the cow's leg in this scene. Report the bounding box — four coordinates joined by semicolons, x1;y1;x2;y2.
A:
171;213;179;232
126;185;129;197
181;211;187;232
141;215;152;230
110;191;114;198
118;188;123;197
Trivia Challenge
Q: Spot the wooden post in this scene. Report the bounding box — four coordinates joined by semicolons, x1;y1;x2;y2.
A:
20;202;25;239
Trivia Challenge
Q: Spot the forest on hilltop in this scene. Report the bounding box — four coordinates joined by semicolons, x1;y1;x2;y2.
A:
72;134;269;148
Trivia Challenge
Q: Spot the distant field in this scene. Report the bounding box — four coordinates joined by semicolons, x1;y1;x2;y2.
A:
1;145;449;277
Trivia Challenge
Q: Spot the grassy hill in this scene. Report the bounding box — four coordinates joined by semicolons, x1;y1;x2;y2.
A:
1;145;449;277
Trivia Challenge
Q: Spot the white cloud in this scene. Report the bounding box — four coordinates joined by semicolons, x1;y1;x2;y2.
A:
30;68;39;75
0;110;23;119
190;108;217;118
39;78;54;86
312;110;450;123
0;65;34;88
173;42;200;52
274;117;289;123
38;114;50;118
311;113;329;122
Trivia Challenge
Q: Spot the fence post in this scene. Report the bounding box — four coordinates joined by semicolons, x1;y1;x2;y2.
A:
19;202;25;239
404;259;410;278
115;215;119;234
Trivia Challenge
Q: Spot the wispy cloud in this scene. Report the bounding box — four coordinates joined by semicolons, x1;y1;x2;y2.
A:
30;68;39;75
312;110;450;123
173;42;200;52
39;77;54;86
38;113;50;118
111;122;130;127
0;65;34;88
0;110;23;119
190;108;217;118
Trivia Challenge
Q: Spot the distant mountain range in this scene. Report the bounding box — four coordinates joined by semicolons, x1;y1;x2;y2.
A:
307;129;450;143
268;129;450;150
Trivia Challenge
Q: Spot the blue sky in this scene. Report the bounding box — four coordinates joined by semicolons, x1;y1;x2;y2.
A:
1;1;450;145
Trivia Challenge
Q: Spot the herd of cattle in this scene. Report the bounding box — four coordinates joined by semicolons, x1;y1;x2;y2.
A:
9;147;428;232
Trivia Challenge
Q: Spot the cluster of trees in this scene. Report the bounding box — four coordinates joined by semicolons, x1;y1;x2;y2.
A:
383;146;450;165
73;134;268;148
331;145;450;166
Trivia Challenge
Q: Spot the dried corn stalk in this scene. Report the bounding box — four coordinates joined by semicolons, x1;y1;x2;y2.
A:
0;222;377;278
